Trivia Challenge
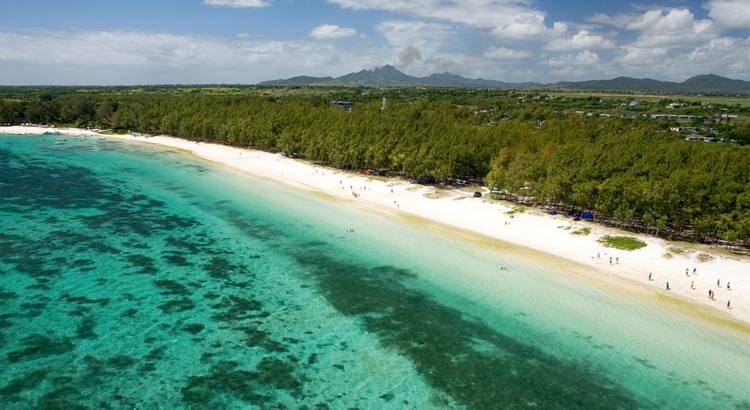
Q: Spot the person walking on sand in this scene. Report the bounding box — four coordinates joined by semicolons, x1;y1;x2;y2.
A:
717;279;721;287
609;257;612;264
727;282;731;290
693;268;697;275
691;281;694;289
709;289;712;298
597;252;600;259
666;282;670;290
649;272;652;281
615;257;618;264
728;300;731;308
686;269;689;277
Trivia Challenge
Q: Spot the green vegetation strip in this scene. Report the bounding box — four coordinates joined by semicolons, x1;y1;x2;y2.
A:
571;227;591;235
597;236;647;251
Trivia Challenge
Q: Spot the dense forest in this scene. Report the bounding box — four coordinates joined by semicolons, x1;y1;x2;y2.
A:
2;88;750;246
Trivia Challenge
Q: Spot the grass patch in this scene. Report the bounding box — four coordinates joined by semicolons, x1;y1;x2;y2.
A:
597;235;647;251
453;197;466;201
564;226;572;230
668;246;687;255
571;227;591;235
405;186;421;191
696;253;714;263
505;207;526;215
663;253;674;259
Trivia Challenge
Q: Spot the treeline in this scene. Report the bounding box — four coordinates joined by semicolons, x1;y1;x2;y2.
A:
3;93;750;244
486;117;750;244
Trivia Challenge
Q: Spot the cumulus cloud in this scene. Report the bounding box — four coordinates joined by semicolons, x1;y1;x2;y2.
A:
375;20;455;49
705;0;750;28
614;36;750;80
204;0;271;8
308;24;357;39
329;0;566;41
547;50;601;66
491;16;569;40
483;46;533;58
0;29;391;85
544;30;617;51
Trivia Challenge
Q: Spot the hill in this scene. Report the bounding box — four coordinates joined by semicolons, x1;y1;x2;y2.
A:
549;74;750;93
260;65;537;89
260;66;749;93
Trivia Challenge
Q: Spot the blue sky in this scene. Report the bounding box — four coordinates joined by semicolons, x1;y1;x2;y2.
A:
1;0;748;85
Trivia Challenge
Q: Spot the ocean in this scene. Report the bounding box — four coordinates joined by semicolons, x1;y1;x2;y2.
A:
1;134;749;409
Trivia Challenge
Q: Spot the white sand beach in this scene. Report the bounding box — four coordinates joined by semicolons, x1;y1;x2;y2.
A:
4;125;749;327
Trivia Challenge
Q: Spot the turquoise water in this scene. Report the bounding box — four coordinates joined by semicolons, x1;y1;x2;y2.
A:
1;134;749;410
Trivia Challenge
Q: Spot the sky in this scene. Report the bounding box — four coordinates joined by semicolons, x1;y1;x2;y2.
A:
0;0;748;85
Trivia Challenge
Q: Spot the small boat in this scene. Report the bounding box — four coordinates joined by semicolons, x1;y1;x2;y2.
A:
52;131;61;135
57;138;66;141
54;141;65;145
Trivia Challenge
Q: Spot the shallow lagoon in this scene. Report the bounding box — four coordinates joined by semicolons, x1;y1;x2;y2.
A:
0;135;749;409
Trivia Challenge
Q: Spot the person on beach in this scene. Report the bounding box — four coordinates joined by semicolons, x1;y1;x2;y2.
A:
666;282;670;290
597;252;600;258
717;279;721;287
686;269;689;277
691;281;694;288
609;257;612;264
727;282;730;290
649;272;652;280
615;257;618;264
728;300;730;308
709;289;712;298
391;189;393;193
693;268;697;275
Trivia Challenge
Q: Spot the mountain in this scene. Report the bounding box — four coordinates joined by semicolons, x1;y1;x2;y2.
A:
548;74;750;93
260;66;749;93
678;74;750;94
260;65;537;88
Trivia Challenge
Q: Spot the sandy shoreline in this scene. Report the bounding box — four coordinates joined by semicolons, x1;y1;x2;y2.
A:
4;125;749;327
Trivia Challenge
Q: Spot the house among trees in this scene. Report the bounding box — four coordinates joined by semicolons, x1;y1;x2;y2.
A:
331;101;354;110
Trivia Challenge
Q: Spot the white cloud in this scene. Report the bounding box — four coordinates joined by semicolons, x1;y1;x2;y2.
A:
491;16;569;40
705;0;750;28
204;0;271;8
544;30;617;51
483;46;533;58
614;36;750;80
586;13;633;28
329;0;568;41
308;24;357;39
620;8;719;49
547;50;602;66
375;20;455;49
0;29;392;85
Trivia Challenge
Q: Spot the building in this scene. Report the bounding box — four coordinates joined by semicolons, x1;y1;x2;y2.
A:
331;101;354;110
628;101;640;107
685;134;714;142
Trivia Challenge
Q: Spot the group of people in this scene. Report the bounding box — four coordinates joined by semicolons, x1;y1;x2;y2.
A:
661;268;732;308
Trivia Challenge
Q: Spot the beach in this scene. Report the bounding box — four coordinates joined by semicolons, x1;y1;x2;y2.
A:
4;125;748;327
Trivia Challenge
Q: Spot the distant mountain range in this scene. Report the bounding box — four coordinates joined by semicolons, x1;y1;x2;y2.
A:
260;66;750;94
